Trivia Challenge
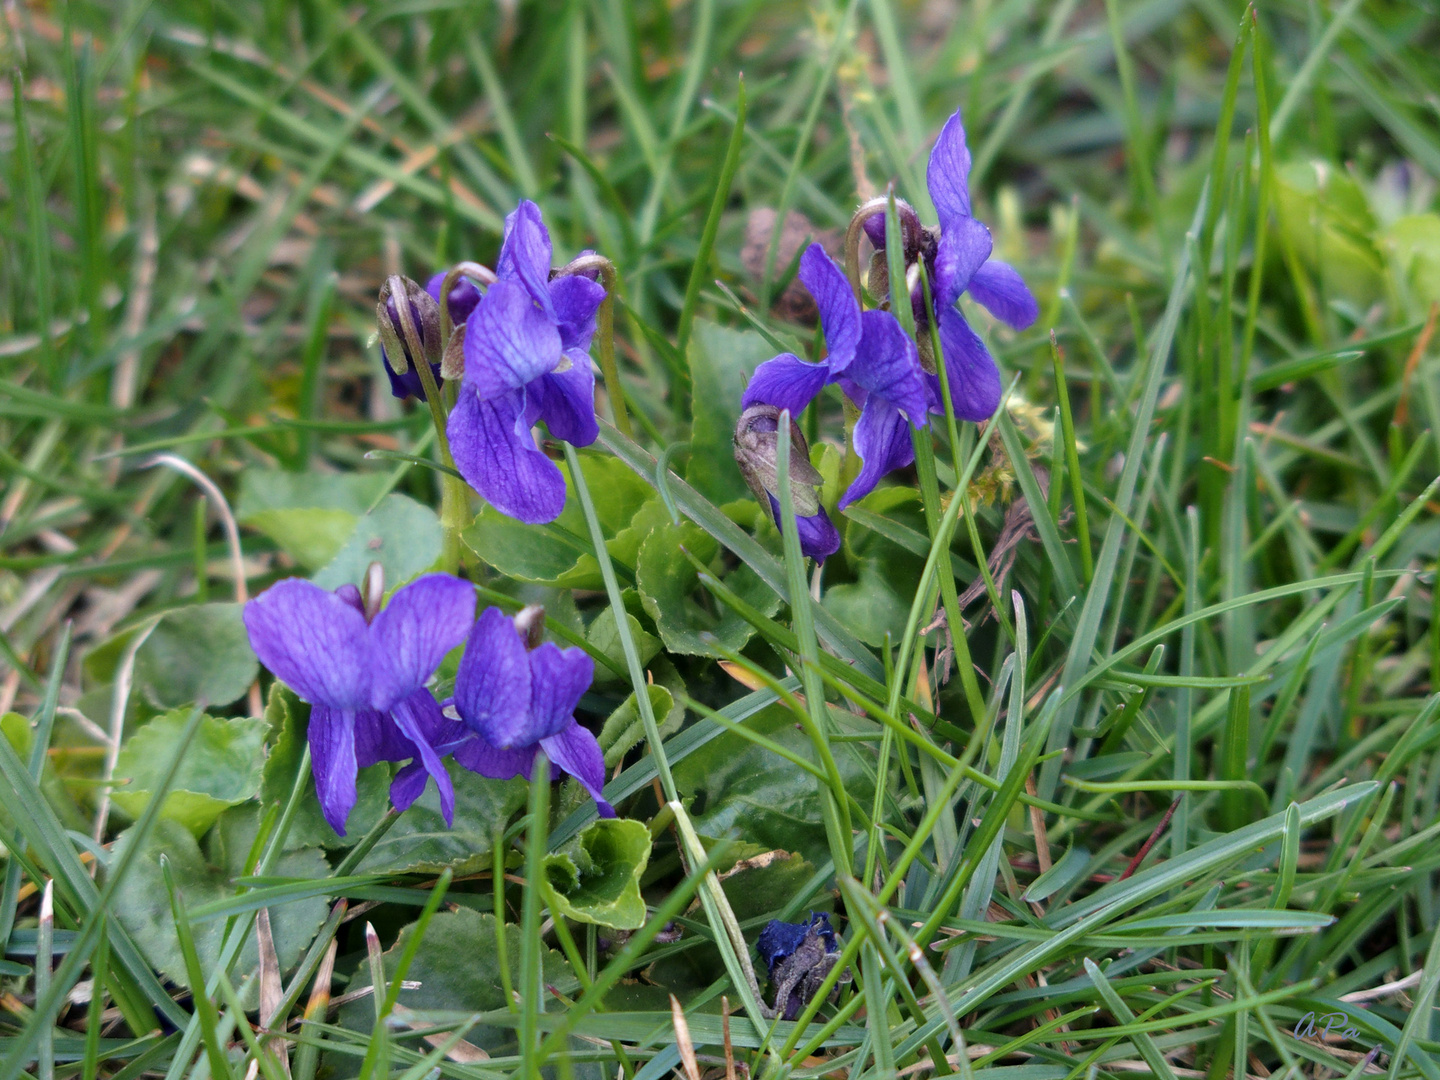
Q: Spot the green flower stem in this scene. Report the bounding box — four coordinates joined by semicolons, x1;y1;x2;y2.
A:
562;442;673;799
559;255;631;439
409;340;468;575
774;416;855;878
436;261;496;343
915;260;991;730
520;752;549;1080
909;438;987;727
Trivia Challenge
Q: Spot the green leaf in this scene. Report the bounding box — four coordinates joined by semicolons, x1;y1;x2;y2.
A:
1381;212;1440;311
718;849;816;923
462;454;653;587
111;812;330;1001
236;470;391;570
111;708;267;836
1274;160;1385;306
544;817;652;929
259;683;389;848
672;703;875;866
134;603;258;710
338;907;577;1052
599;684;678;768
686;319;777;505
820;558;911;648
587;606;661;685
353;763;529;875
635;519;781;656
312;493;442;590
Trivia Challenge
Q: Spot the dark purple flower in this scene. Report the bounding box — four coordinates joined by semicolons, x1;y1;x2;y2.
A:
866;109;1038;423
437;607;614;816
379;276;481;401
242;574;476;835
756;913;844;1021
741;244;928;509
448;202;606;524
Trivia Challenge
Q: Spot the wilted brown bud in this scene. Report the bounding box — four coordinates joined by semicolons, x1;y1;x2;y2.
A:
377;275;442;375
440;320;467;382
733;405;824;518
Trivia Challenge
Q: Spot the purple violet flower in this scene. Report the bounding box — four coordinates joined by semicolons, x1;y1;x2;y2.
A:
447;201;606;524
864;108;1038;423
242;574;476;835
379;276;482;401
742;244;929;509
436;607;614;816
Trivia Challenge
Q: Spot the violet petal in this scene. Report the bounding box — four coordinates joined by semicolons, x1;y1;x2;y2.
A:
496;200;556;319
934;215;993;308
353;707;412;768
766;495;841;562
549;274;606;353
839;397;916;510
452;607;534;749
967;259;1039;330
425;271;483;326
243;579;371;710
798;244;861;373
308;705;359;836
449;387;568;524
389;761;431;814
531;353;598;447
848;309;930;424
926;109;974;229
388;690;456;826
452;731;538;780
540;722;614;817
368;573;475;711
527;642;594;742
933;305;1002;423
462;279;563;402
741;353;830;415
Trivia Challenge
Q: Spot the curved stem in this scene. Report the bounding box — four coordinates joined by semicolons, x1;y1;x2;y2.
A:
558;254;631;439
408;342;467;572
436;260;496;342
390;281;467;574
842;195;922;302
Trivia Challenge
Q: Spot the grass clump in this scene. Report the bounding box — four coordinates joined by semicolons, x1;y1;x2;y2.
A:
2;1;1439;1078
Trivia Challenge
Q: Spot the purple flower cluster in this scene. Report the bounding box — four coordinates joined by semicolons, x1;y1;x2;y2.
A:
741;108;1036;558
243;574;610;835
446;202;606;525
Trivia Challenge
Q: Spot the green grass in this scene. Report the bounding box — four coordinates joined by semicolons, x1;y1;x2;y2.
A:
3;1;1440;1078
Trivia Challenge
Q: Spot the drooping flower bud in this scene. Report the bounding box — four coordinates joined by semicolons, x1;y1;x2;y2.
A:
735;405;825;517
734;405;840;561
377;275;443;399
440;320;467;382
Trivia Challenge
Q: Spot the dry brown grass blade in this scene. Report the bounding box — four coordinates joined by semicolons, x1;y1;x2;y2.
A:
670;994;702;1080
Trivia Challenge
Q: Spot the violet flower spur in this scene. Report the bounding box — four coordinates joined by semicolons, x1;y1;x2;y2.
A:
447;200;606;524
437;606;615;817
742;243;929;510
242;573;476;835
860;108;1038;422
